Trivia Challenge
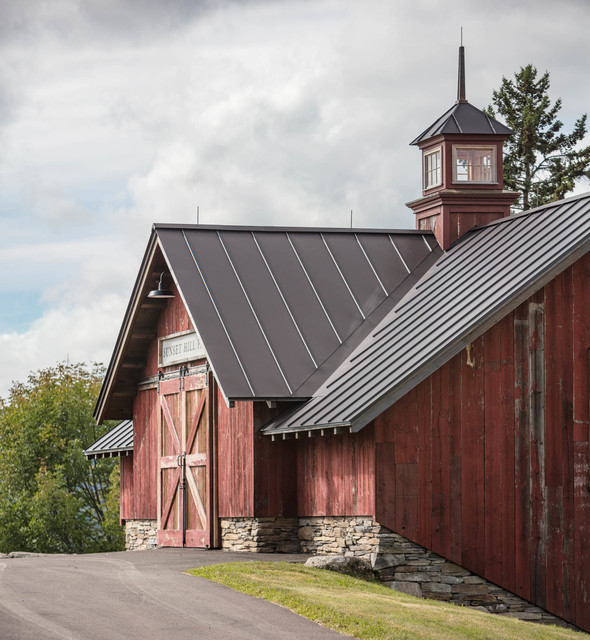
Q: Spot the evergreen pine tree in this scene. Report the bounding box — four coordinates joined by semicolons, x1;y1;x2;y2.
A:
487;65;590;210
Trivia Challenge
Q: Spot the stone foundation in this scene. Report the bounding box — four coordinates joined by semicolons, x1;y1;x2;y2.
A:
366;528;567;626
125;519;158;551
219;515;569;627
297;516;380;557
220;517;300;553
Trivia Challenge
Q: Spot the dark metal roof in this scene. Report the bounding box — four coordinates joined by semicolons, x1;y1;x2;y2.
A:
84;420;133;460
157;225;441;401
410;101;513;145
263;191;590;435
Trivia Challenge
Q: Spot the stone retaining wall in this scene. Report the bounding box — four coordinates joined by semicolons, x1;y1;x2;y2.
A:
297;516;381;557
219;515;568;627
125;519;157;551
366;528;566;626
220;517;299;553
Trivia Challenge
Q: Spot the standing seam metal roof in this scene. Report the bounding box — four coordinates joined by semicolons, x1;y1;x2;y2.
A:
263;191;590;434
410;101;513;145
84;420;133;460
157;226;441;401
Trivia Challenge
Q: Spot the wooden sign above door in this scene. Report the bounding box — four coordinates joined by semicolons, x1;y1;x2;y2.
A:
159;329;206;367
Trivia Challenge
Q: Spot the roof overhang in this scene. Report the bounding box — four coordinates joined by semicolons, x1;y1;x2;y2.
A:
84;420;134;460
94;231;170;423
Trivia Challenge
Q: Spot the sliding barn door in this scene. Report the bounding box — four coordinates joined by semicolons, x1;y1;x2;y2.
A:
157;372;216;547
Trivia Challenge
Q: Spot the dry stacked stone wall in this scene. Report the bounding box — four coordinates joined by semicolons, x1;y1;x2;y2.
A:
219;515;568;627
220;517;300;553
125;519;157;551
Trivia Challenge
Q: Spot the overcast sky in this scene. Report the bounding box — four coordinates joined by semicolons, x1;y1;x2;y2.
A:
1;0;589;400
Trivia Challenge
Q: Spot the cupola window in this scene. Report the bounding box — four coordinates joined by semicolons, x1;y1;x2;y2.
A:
453;145;496;183
424;148;442;189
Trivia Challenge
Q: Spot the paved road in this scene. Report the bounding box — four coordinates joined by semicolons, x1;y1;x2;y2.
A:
0;549;353;640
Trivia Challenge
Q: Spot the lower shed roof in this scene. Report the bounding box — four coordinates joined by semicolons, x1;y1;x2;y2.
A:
84;420;133;460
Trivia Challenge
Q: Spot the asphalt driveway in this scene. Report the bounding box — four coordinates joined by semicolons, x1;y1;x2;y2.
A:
0;549;353;640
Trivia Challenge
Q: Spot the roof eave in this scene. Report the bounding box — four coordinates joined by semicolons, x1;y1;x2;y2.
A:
84;448;133;460
153;222;432;235
94;231;160;424
410;102;514;146
266;422;353;439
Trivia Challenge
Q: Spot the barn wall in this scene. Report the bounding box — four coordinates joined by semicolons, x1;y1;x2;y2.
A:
144;283;194;376
126;285;198;521
216;388;254;517
130;387;158;519
296;423;376;517
252;404;298;517
375;253;590;632
119;454;134;522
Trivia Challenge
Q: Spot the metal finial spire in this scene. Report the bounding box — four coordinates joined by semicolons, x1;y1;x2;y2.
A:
457;31;467;103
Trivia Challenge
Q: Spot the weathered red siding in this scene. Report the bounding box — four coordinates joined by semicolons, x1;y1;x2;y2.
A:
216;388;254;517
120;454;134;522
128;387;158;519
253;403;297;517
144;282;195;377
296;424;375;517
122;285;199;521
375;254;590;631
572;256;590;632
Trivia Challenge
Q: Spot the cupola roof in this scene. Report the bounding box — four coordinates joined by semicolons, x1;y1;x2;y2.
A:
410;45;514;145
410;101;513;145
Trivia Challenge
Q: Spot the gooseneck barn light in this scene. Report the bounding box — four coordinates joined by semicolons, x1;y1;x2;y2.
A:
147;272;175;298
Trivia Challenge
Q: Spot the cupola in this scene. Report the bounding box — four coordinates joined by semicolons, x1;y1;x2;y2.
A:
407;45;518;249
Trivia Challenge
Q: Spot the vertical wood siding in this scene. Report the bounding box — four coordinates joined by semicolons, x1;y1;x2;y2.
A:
144;283;195;375
375;253;590;631
125;285;198;521
119;455;134;522
216;387;254;517
253;403;297;517
572;256;590;632
129;387;158;519
296;424;375;516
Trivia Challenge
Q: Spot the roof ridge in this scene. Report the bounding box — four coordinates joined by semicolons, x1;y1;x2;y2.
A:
484;112;497;134
152;223;435;235
409;104;457;146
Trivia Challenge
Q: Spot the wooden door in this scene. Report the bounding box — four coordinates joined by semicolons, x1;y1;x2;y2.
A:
157;371;216;547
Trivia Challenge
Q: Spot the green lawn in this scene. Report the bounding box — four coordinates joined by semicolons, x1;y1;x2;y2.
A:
189;562;586;640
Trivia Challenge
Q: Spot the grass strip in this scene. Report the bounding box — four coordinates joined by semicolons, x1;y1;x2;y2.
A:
189;562;587;640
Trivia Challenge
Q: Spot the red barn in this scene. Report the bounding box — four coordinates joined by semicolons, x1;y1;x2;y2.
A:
89;48;590;631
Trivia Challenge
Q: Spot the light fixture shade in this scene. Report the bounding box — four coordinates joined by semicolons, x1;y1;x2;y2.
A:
147;272;175;298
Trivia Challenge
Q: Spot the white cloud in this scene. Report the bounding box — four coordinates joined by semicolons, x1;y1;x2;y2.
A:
0;294;126;397
27;181;95;227
1;0;589;399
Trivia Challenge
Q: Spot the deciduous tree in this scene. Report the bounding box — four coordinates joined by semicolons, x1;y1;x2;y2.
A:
0;363;124;553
